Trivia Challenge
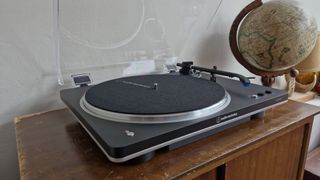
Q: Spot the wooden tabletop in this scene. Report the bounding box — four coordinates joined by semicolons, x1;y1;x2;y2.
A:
15;100;320;180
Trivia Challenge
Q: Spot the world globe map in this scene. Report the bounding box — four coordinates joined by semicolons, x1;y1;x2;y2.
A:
238;0;318;71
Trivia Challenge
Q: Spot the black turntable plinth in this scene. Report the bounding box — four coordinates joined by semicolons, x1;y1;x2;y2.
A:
60;63;288;163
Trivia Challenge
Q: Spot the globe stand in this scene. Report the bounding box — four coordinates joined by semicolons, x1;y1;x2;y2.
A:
261;76;275;87
229;0;296;87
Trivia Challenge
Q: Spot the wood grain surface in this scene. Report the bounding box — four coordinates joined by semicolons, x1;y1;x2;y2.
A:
225;125;307;180
15;100;320;180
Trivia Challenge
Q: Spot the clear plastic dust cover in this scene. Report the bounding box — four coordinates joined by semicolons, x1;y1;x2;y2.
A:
53;0;224;86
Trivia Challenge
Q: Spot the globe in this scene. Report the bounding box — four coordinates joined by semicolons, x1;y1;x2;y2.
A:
237;0;318;72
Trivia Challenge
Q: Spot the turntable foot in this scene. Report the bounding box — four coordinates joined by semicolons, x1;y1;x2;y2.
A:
126;151;155;164
251;111;265;120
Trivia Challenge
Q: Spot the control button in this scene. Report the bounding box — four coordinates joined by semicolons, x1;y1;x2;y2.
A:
250;94;258;99
257;93;264;97
265;90;272;94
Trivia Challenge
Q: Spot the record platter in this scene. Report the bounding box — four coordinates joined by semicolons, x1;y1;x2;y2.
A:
60;61;288;163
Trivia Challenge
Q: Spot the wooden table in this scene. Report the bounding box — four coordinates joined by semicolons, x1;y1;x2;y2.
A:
15;100;320;180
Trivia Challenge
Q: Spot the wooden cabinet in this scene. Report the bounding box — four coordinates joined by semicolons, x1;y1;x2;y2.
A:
15;100;319;180
193;170;217;180
225;125;308;180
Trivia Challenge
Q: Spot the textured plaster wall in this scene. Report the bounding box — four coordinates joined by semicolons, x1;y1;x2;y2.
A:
1;0;320;179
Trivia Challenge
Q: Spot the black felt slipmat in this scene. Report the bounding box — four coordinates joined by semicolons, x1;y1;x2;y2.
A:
85;74;226;115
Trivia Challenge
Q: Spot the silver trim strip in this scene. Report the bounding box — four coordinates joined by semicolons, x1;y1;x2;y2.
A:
74;100;287;163
80;91;231;124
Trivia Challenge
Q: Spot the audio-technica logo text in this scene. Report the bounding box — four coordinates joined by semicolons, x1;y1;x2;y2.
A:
220;113;238;121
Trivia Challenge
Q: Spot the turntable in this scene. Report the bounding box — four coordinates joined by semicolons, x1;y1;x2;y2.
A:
55;0;288;163
60;61;288;163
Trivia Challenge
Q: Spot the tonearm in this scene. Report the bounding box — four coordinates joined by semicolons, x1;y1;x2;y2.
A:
176;61;252;86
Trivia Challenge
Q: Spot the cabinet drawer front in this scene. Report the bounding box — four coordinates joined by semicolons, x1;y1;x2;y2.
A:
225;126;305;180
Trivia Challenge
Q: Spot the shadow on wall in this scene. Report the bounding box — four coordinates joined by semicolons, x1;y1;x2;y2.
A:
0;122;20;180
196;32;232;69
0;80;64;179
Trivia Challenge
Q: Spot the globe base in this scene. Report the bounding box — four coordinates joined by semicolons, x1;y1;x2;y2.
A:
261;76;275;87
